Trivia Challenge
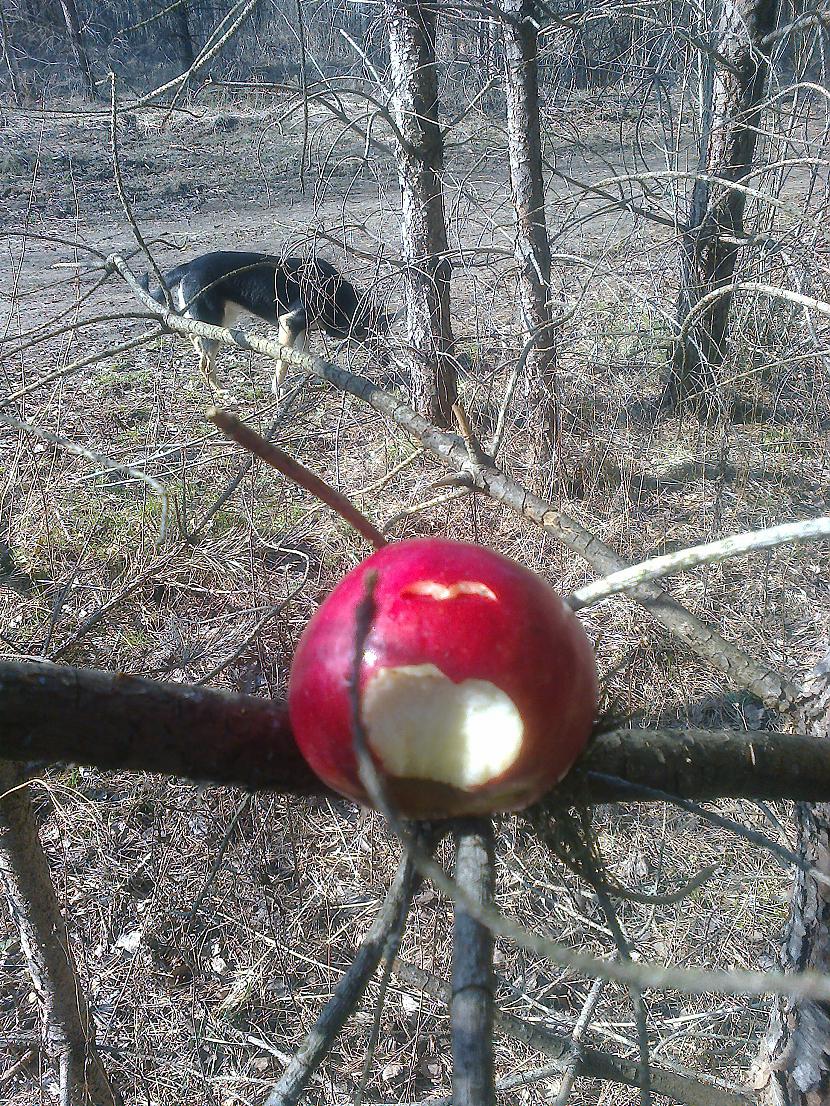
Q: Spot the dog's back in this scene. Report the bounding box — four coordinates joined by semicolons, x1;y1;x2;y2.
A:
141;251;378;339
137;250;390;398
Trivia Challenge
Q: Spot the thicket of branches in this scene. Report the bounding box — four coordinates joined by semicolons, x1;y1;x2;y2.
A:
4;0;828;101
2;0;830;1103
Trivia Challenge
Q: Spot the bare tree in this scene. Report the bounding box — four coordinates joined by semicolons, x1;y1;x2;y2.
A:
663;0;780;412
500;0;558;466
385;0;457;427
0;0;22;104
57;0;98;101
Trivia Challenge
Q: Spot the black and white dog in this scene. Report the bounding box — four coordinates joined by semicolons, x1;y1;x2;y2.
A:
141;250;392;396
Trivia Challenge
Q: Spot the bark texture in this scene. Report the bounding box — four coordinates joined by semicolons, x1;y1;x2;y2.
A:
452;819;495;1106
754;652;830;1104
666;0;780;410
386;0;457;426
501;0;558;464
172;0;195;70
0;659;321;794
0;760;118;1105
57;0;98;101
263;850;419;1106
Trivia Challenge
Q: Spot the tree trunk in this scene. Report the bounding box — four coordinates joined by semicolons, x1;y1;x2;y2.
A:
753;652;830;1104
664;0;780;412
385;0;457;427
500;0;558;467
172;0;195;70
0;761;118;1105
0;0;22;105
57;0;98;101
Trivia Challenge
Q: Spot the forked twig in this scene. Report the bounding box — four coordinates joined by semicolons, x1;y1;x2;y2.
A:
262;833;438;1106
551;976;607;1106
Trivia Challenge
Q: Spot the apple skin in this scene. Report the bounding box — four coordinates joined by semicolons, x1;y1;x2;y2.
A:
287;538;598;819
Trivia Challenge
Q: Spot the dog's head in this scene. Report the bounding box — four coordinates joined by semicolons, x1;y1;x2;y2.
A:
340;298;399;345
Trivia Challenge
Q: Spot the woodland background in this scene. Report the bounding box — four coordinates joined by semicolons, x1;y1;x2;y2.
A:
1;0;830;1103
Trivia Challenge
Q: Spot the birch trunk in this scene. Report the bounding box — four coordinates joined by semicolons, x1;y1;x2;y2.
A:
501;0;558;465
665;0;779;412
386;0;457;427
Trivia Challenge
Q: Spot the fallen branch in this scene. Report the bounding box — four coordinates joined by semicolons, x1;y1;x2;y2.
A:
391;960;750;1106
1;660;828;803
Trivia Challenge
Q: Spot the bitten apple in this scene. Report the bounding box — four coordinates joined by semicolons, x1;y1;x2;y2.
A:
288;538;597;818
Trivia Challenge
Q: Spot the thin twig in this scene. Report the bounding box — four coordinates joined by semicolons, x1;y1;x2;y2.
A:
207;407;387;549
262;838;432;1106
585;771;830;888
0;330;162;408
186;795;252;922
109;73;170;305
569;516;830;611
383;486;471;534
0;407;168;544
551;976;607;1106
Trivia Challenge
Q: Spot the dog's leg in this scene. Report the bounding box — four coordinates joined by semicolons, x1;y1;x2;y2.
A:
193;338;211;388
274;307;307;398
194;337;237;405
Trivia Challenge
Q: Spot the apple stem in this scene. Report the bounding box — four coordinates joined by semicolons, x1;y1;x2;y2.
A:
452;817;496;1106
207;407;388;549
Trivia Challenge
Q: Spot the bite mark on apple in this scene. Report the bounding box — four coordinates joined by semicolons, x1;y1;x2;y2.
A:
363;663;523;789
401;579;498;602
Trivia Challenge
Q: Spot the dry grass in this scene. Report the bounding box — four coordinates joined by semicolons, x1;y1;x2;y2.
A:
1;84;829;1104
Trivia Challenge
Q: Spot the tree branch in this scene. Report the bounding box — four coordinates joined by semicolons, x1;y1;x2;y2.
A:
452;819;495;1106
392;959;750;1106
1;660;829;804
0;659;321;795
262;828;439;1106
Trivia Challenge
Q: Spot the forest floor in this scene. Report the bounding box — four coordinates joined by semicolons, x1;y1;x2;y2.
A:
1;84;830;1105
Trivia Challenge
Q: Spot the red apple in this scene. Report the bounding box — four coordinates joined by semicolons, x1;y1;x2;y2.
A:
288;538;598;818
